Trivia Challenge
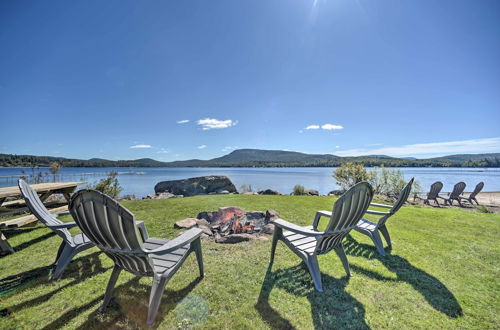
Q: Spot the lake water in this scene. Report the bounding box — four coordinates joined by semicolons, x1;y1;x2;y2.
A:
1;167;499;197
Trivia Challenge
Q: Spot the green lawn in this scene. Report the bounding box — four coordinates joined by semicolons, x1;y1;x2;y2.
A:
0;195;499;329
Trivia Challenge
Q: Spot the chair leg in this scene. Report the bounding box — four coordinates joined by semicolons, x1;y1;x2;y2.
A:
99;265;122;312
334;244;351;277
305;254;323;292
54;240;66;265
370;231;386;256
378;226;392;247
192;238;204;277
473;198;479;205
269;227;281;266
147;275;169;325
52;244;77;280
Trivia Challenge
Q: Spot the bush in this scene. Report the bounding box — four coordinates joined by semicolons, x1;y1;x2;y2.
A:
292;184;306;195
369;167;422;199
333;163;420;200
239;184;253;193
332;163;373;191
87;172;122;198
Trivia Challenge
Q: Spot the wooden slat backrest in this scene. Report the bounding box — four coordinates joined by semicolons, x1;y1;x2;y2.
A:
450;182;466;199
70;190;153;275
470;182;484;199
377;178;414;227
390;178;414;214
18;179;72;242
427;181;443;199
316;182;373;254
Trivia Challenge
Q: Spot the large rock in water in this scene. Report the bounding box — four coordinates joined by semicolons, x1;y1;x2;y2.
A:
154;176;237;196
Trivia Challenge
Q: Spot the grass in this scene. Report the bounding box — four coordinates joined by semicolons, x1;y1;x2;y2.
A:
0;195;499;329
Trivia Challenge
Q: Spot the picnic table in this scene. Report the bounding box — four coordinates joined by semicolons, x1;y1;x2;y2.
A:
0;182;85;207
0;182;84;254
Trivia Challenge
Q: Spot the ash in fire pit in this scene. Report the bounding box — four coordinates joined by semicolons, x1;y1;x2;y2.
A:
175;207;278;243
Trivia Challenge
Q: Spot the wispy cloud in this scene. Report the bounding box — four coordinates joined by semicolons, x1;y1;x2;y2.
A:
321;124;343;130
130;144;152;149
334;137;500;157
197;145;207;149
177;119;189;124
305;125;320;130
222;146;238;152
197;118;237;130
305;123;343;131
156;148;168;154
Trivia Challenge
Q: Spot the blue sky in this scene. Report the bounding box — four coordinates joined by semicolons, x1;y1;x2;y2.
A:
1;0;499;161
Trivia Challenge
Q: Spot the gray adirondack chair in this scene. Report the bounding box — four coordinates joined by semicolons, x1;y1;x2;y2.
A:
18;179;94;280
354;178;414;256
423;181;443;206
69;189;204;325
438;182;466;206
269;182;373;292
459;182;484;205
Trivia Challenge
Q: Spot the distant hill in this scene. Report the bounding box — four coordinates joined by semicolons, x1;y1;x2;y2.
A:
427;153;500;162
1;150;499;168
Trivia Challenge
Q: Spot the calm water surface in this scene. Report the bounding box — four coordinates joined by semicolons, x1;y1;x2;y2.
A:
1;167;498;197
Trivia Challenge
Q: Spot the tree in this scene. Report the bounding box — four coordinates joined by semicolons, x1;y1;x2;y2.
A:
87;172;122;198
332;162;373;191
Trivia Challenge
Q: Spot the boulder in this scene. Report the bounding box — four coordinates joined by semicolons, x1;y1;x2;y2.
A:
215;233;253;244
328;190;344;196
260;223;275;235
174;218;198;229
156;192;176;199
306;189;319;196
258;189;281;195
154;176;237;196
120;194;137;201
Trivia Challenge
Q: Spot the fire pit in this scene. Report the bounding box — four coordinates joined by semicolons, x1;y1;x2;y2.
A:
174;207;278;243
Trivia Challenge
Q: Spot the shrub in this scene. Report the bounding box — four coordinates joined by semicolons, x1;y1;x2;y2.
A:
240;184;253;193
332;163;373;191
369;167;422;199
87;172;122;198
292;184;306;195
49;162;62;182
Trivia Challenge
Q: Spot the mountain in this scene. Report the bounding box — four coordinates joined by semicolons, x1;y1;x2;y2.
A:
1;150;499;168
427;153;500;162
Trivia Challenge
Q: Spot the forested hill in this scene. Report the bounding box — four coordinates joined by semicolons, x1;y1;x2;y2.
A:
1;150;499;168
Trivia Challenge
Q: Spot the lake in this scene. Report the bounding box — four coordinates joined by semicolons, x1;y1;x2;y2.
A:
1;167;499;197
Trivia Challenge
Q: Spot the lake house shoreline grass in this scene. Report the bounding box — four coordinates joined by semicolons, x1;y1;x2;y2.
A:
1;195;499;329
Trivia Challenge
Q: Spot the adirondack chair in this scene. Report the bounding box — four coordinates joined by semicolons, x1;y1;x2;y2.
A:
18;179;94;280
423;181;444;206
438;182;466;206
459;182;484;205
354;178;414;256
269;182;373;292
69;189;204;325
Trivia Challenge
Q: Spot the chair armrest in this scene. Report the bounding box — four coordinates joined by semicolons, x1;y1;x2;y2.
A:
148;228;202;254
365;210;390;216
272;218;324;236
50;222;78;229
135;221;149;241
313;210;331;229
370;202;393;209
